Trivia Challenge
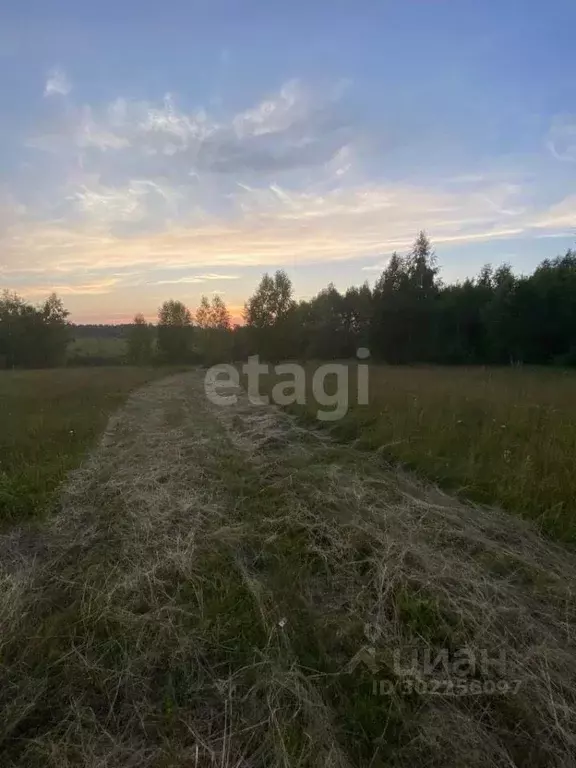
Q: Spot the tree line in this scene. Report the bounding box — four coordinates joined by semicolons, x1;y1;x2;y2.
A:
2;232;576;368
239;232;576;366
126;294;233;365
0;292;70;368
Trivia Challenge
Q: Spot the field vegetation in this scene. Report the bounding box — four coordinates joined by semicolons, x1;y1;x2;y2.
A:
255;364;576;542
66;336;128;364
0;367;179;524
1;371;575;767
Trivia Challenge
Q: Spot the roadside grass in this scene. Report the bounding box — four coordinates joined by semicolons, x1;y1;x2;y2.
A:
0;367;178;525
253;364;576;542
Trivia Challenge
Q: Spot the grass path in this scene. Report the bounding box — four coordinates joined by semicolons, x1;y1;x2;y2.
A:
1;371;576;766
0;367;181;525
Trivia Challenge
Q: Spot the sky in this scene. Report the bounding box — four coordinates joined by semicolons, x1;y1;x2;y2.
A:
0;0;575;324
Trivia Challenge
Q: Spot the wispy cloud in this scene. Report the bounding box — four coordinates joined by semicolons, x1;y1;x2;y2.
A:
15;279;118;298
154;273;240;285
44;67;72;97
362;261;391;272
531;195;576;230
1;181;570;287
547;116;576;163
32;79;351;185
5;70;575;322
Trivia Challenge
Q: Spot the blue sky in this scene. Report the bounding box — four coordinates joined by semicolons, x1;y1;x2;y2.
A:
1;0;575;322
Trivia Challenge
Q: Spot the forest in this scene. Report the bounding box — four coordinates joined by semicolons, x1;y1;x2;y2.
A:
2;233;576;368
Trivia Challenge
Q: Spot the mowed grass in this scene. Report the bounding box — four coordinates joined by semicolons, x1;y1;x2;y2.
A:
0;367;176;524
257;364;576;541
2;369;576;765
4;371;576;767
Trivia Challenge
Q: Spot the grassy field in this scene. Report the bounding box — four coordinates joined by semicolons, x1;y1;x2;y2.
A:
3;362;573;536
67;336;128;363
0;367;177;524
1;370;575;767
255;364;576;542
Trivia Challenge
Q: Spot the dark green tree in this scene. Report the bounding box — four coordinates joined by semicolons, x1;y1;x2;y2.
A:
0;291;70;368
244;270;296;360
127;313;154;364
235;239;576;368
157;300;194;363
194;295;233;364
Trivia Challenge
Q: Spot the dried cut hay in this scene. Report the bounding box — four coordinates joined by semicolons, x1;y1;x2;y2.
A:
0;370;574;767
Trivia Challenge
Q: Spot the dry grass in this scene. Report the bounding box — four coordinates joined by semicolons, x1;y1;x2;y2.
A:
0;367;180;524
259;364;576;541
1;370;576;766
